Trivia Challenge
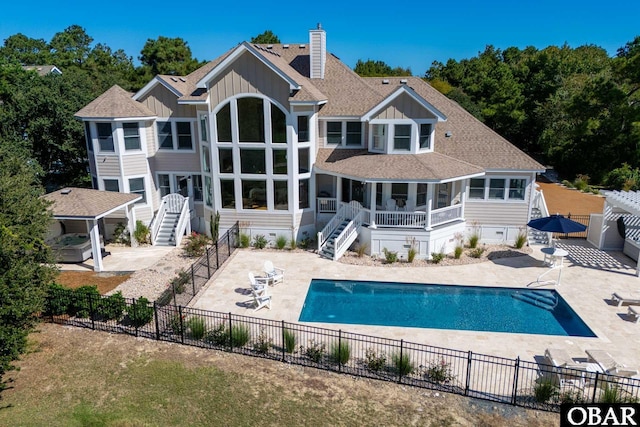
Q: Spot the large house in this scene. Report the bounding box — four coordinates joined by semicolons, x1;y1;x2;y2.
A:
75;25;545;260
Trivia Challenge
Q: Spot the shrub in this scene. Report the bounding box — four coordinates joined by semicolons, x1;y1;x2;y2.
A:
183;232;210;257
168;310;185;335
289;238;297;250
113;222;130;245
574;174;590;192
302;339;325;363
364;348;386;372
70;285;100;318
252;234;268;249
605;163;640;191
407;246;417;263
559;389;587;404
430;252;444;264
355;242;369;258
329;341;351;366
187;316;207;340
96;292;126;321
514;231;527;249
283;329;297;354
469;247;485;258
454;246;464;259
468;233;480;249
170;269;190;294
253;327;273;354
275;235;288;250
382;248;398;264
128;297;154;328
533;379;558;403
210;211;220;242
423;358;456;384
230;324;250;347
47;283;74;315
600;384;638;403
239;233;251;248
133;220;150;245
392;352;414;376
205;323;229;346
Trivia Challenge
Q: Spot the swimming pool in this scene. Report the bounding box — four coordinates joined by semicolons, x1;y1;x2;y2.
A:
298;280;595;337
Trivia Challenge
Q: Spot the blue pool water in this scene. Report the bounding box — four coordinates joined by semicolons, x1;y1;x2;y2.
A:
298;280;596;337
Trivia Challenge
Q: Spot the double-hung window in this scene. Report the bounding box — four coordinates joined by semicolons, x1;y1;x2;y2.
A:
326;122;342;144
489;179;506;200
469;178;486;200
176;122;193;150
393;125;411;151
129;178;146;204
103;179;119;192
346;122;362;146
123;123;141;150
97;123;114;152
157;121;193;150
508;179;526;200
419;123;432;150
372;124;386;151
157;122;173;149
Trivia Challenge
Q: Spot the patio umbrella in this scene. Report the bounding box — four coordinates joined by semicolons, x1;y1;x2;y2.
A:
527;214;586;234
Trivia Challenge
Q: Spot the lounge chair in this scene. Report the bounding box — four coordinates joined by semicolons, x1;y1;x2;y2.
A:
629;306;640;323
543;348;587;388
264;261;284;285
252;290;272;312
611;292;640;307
385;198;396;211
585;349;639;377
404;198;416;212
248;272;269;296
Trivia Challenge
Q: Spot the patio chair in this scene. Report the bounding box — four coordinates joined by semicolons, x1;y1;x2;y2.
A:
264;261;284;285
385;198;396;211
544;348;587;388
404;198;416;212
628;306;640;323
611;292;640;307
248;272;269;296
585;349;639;377
252;290;272;312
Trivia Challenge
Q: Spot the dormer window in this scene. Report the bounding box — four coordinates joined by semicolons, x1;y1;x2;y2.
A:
325;121;363;147
368;120;436;154
419;123;432;149
393;125;411;151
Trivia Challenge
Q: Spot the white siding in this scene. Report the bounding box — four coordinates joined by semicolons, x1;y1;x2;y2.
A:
372;93;436;120
122;153;148;176
96;156;121;176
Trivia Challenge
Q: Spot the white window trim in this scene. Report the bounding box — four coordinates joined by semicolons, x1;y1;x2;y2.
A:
118;122;147;155
93;122;117;155
367;119;437;154
156;118;196;152
126;175;150;206
100;177;121;192
323;120;364;148
467;176;529;202
155;172;204;204
199;113;209;143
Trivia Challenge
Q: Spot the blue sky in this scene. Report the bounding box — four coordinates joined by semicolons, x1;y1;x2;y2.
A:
1;0;638;75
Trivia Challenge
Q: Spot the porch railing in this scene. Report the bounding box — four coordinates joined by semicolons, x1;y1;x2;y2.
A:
374;211;427;228
174;196;191;246
317;197;337;213
149;200;167;245
333;209;367;260
431;204;463;227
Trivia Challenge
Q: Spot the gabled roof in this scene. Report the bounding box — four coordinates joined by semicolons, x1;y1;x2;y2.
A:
22;65;62;76
314;149;485;181
361;84;447;122
75;85;155;119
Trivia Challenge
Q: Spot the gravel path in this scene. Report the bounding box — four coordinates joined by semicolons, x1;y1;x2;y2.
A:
106;245;196;300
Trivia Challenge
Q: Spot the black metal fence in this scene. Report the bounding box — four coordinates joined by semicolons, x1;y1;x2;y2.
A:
155;222;239;307
44;290;640;413
554;213;590;239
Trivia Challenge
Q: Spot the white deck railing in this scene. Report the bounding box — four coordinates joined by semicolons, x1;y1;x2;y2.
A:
174;196;191;246
317;197;337;213
149;201;167;245
431;204;463;227
374;211;428;228
333;209;366;260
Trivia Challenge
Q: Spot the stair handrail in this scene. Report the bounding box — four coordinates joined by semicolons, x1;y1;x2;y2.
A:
149;200;168;245
317;206;347;252
174;196;191;246
332;209;366;260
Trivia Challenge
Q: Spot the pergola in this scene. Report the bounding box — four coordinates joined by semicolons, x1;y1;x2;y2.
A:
43;187;141;272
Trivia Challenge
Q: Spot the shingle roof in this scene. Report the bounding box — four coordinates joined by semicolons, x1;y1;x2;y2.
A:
75;85;155;119
314;149;485;181
43;187;141;219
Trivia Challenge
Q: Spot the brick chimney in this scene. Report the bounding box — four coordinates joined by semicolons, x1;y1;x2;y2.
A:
309;23;326;79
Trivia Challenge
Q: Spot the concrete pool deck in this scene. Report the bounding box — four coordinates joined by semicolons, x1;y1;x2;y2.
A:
191;240;640;368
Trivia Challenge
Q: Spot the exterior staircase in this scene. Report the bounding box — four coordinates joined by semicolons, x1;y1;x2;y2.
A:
528;207;549;246
155;212;180;246
319;219;350;260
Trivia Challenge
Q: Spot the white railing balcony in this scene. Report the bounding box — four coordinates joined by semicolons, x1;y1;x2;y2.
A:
374;211;428;228
317;197;337;213
431;204;463;227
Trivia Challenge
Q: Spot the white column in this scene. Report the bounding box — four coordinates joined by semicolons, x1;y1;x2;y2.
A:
87;219;103;272
336;176;342;210
425;184;434;230
369;183;377;228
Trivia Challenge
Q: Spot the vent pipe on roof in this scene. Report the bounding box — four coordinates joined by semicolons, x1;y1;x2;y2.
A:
309;24;326;79
283;44;289;49
382;79;389;84
400;79;408;84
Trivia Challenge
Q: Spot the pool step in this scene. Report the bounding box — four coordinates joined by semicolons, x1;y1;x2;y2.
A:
511;290;558;311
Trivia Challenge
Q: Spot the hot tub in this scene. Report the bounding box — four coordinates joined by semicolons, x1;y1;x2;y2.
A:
49;233;99;263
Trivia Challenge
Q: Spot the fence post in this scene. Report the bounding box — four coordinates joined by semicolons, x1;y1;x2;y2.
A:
398;339;404;384
591;372;600;403
465;351;473;396
511;357;520;406
215;241;220;269
89;294;96;330
206;247;211;278
153;302;160;341
228;312;233;352
227;231;231;257
281;320;286;362
172;280;178;307
191;265;196;295
178;305;185;344
338;330;342;373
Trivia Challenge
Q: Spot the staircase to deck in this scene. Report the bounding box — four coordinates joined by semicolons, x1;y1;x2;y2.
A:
319;219;351;260
528;207;549;246
154;212;180;246
317;201;364;261
150;193;191;247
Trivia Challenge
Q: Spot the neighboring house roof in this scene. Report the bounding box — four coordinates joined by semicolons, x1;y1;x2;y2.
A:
314;149;485;181
22;65;62;76
75;85;156;119
43;187;141;220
